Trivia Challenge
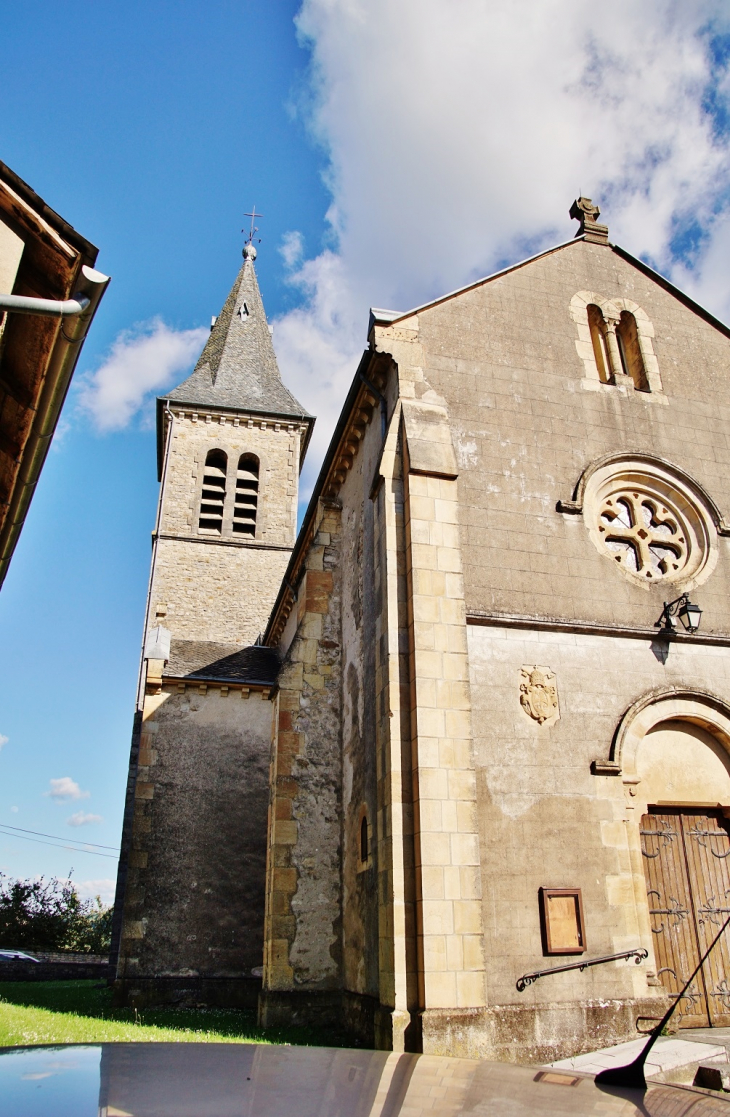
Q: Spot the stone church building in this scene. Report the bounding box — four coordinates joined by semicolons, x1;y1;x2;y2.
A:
113;200;730;1063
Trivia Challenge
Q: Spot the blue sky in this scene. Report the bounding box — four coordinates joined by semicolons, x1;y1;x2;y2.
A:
0;1;329;899
0;0;729;903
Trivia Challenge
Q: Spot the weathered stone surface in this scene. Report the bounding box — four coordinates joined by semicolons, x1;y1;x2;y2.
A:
114;258;305;1007
259;229;730;1061
116;687;273;998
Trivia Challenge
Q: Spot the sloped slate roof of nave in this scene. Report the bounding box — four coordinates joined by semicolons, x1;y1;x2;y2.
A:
165;252;311;418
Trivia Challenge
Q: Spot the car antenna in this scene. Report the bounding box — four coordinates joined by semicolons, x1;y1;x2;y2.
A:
595;911;730;1090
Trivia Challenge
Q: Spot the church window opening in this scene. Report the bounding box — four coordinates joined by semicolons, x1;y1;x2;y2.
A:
571;292;662;393
587;304;611;384
360;815;369;864
616;311;649;391
233;454;259;536
198;449;227;533
582;457;718;589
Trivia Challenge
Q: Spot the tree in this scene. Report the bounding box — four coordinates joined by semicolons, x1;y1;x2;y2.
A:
0;874;113;954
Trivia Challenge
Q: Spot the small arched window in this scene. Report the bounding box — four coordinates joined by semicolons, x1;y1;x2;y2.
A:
360;815;369;864
587;304;611;384
198;449;227;533
233;454;259;536
616;311;649;391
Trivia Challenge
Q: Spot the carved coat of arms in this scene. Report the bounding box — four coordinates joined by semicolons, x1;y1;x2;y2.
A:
520;666;559;725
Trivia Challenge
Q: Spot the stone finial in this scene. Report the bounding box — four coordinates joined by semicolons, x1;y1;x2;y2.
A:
570;196;609;244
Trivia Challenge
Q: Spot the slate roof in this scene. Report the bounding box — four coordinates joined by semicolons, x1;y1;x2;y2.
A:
163;639;281;686
164;254;311;418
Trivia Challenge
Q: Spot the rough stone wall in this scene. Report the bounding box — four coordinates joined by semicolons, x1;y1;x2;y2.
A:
150;537;291;646
260;501;343;1023
337;408;389;1014
116;681;273;1003
149;410;304;646
340;505;380;1004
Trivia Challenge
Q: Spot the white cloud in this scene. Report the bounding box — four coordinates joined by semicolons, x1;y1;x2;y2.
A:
78;318;208;432
67;811;103;827
46;777;90;802
273;0;730;495
0;733;7;750
62;877;116;906
280;230;305;269
10;806;18;814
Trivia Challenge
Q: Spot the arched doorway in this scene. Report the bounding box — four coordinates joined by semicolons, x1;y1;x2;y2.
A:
638;720;730;1026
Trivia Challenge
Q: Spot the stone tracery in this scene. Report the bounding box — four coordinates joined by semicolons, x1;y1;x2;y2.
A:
597;490;687;580
578;455;719;590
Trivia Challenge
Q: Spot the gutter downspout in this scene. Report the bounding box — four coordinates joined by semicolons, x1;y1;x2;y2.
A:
0;265;110;590
0;293;91;316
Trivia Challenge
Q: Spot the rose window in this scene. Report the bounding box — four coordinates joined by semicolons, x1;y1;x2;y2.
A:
582;458;718;590
598;492;687;581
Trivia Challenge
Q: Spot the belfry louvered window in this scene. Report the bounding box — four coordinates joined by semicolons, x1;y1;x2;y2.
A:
233;454;259;536
198;449;227;533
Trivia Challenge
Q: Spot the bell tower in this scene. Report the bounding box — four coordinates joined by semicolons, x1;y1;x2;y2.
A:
111;245;313;1006
148;241;313;648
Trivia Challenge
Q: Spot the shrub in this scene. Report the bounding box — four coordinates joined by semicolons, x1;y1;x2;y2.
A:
0;874;113;954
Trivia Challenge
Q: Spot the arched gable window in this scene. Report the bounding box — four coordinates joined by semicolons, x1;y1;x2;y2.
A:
616;311;649;391
587;304;611;384
198;449;227;533
233;454;259;536
571;292;662;394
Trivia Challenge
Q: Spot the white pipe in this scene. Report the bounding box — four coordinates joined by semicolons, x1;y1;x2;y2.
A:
0;292;91;317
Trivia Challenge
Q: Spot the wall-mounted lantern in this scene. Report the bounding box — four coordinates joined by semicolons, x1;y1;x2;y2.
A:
657;593;702;636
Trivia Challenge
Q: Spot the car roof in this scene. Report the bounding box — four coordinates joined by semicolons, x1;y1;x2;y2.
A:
1;1042;728;1116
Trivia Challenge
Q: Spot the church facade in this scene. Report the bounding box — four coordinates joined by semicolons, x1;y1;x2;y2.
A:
114;201;730;1063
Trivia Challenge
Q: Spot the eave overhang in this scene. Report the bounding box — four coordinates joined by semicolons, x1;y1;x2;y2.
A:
263;347;388;646
155;394;315;481
0;162;109;590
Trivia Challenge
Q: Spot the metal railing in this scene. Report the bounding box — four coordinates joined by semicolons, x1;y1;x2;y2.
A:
516;948;648;992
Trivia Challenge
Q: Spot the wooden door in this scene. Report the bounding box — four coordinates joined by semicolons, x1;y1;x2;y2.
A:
682;811;730;1026
641;809;730;1027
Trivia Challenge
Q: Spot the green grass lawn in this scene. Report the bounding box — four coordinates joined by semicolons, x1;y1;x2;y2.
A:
0;981;347;1047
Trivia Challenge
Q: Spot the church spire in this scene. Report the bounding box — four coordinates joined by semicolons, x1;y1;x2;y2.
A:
165;248;309;419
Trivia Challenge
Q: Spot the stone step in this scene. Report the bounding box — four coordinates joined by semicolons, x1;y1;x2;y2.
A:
548;1036;727;1084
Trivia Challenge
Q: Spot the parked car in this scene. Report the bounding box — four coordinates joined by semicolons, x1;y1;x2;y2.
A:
0;949;39;962
1;1043;729;1117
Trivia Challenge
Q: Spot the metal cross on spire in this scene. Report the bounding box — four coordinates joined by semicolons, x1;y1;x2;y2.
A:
243;206;263;246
